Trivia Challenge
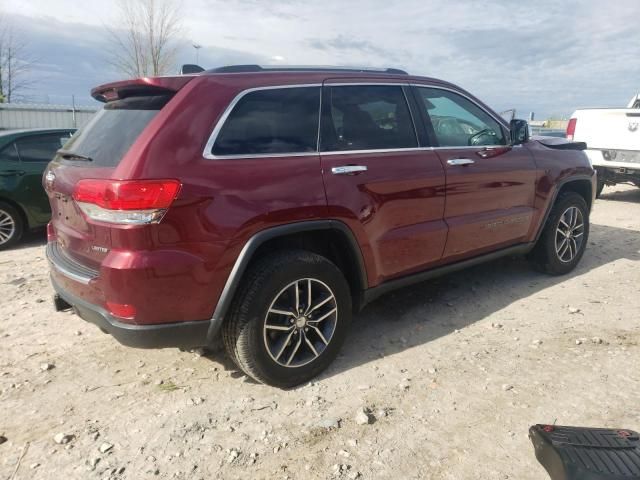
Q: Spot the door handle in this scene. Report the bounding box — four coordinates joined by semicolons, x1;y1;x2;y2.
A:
331;165;368;175
0;170;26;177
447;158;475;166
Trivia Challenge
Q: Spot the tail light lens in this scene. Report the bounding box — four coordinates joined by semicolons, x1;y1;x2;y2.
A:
73;179;181;225
566;118;577;141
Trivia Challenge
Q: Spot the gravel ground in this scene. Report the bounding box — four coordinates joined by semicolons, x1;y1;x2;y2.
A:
1;184;639;480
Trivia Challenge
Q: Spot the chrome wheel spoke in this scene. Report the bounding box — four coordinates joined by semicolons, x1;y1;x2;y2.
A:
274;330;295;361
307;307;337;325
269;308;296;317
307;279;312;312
556;237;568;254
303;331;319;357
265;324;294;332
569;237;578;259
293;281;300;313
558;241;570;260
307;295;333;315
309;325;329;345
285;334;303;366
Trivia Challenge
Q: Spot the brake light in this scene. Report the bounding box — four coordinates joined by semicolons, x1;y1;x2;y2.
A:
73;179;181;225
566;118;577;141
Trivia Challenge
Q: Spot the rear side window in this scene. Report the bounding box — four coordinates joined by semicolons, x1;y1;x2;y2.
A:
16;133;71;162
320;85;417;151
60;95;171;167
416;87;506;147
212;87;320;156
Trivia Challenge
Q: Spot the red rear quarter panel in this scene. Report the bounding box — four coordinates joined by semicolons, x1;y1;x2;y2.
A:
102;74;331;324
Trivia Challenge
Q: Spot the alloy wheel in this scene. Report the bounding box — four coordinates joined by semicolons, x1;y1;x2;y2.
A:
263;278;338;368
0;209;16;246
555;206;584;263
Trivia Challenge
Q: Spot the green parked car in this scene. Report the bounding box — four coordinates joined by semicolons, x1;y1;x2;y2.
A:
0;129;75;249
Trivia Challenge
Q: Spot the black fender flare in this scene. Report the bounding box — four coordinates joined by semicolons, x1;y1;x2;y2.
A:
206;219;367;342
533;173;595;244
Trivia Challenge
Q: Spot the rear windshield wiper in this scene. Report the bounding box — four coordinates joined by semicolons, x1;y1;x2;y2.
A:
57;149;93;162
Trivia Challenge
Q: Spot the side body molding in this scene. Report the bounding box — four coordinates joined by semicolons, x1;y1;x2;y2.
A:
206;220;367;342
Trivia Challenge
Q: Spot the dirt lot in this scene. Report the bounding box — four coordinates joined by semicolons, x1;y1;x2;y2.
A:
1;185;639;480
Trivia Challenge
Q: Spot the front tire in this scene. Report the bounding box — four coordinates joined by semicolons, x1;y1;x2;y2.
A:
222;250;352;388
529;192;589;275
0;202;24;251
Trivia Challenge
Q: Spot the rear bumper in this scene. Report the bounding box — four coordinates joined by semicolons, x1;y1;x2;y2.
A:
51;275;210;349
585;148;640;171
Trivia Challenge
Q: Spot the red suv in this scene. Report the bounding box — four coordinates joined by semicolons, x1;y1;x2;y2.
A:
45;66;595;387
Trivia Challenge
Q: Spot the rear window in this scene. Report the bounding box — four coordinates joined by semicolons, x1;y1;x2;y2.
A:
211;86;320;156
60;95;171;167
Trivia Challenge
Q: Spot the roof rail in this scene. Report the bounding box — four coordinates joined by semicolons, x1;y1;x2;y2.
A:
206;65;409;75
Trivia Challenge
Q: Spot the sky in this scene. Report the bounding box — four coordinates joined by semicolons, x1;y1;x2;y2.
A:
6;0;640;118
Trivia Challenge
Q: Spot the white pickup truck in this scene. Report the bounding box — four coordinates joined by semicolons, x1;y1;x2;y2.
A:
568;94;640;197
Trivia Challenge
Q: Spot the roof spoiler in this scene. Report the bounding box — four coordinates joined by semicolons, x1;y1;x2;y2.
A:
91;77;195;103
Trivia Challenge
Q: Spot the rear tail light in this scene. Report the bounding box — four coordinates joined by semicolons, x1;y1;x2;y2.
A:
566;118;577;141
73;179;181;225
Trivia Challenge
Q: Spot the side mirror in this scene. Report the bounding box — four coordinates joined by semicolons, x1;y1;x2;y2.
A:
510;119;530;145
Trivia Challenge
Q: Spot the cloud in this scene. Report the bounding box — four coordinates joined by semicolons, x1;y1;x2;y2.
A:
6;0;640;117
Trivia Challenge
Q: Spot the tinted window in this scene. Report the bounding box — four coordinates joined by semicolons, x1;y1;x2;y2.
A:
321;85;417;151
60;94;171;167
212;87;320;156
416;87;506;147
15;133;71;162
0;142;20;163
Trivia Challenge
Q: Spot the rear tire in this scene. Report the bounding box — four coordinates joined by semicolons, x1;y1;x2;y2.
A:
595;177;605;198
529;192;589;275
0;202;24;251
222;250;352;388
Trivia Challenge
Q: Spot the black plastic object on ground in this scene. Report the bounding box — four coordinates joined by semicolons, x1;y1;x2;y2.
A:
530;424;640;479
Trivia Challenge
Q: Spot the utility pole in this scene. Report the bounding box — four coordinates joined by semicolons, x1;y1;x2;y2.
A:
192;44;202;64
71;94;77;128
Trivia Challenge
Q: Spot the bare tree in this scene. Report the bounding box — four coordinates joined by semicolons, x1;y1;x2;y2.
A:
0;17;36;102
107;0;183;78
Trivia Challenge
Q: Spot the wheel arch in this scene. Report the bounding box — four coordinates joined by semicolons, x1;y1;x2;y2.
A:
206;220;368;343
558;178;594;211
533;175;594;244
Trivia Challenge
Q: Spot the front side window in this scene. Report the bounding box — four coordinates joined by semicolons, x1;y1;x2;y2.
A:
320;85;417;151
212;87;320;156
416;87;506;147
16;134;71;162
